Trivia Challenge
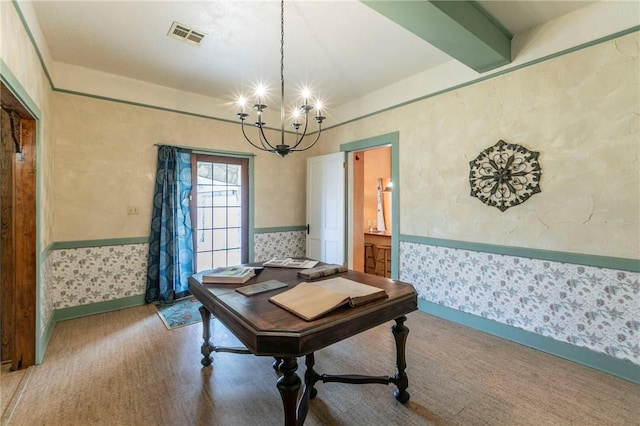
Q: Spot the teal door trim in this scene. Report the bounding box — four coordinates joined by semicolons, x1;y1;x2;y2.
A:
341;132;400;279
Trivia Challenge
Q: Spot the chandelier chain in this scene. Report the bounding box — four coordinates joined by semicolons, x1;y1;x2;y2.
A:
280;0;285;145
281;0;285;98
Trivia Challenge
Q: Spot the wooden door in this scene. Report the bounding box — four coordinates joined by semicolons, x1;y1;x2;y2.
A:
1;82;37;370
1;106;15;364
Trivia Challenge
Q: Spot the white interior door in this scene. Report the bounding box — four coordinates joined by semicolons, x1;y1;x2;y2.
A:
306;152;345;264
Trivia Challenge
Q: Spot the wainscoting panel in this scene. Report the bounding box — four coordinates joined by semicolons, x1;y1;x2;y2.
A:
253;230;306;262
399;241;639;365
46;231;305;314
49;244;148;309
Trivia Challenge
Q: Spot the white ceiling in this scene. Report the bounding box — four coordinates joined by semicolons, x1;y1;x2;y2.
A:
27;0;623;122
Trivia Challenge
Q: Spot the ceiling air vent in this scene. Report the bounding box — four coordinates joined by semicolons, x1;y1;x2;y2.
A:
167;21;205;46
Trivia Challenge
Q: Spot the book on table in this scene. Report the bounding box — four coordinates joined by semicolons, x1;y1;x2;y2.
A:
236;279;289;296
268;277;387;321
263;257;319;269
201;266;255;284
297;264;347;280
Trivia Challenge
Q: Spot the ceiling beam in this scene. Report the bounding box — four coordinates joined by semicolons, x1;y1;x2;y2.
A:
361;0;511;73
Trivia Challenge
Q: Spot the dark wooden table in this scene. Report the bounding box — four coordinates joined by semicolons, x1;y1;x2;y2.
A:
188;265;418;426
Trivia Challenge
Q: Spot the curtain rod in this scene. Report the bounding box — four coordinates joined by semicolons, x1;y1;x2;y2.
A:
153;143;255;157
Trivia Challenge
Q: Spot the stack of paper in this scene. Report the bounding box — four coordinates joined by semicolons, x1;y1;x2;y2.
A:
202;266;255;284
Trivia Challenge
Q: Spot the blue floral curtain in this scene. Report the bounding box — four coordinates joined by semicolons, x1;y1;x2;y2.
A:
145;145;194;304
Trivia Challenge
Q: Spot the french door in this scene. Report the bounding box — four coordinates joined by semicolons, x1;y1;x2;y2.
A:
190;154;249;272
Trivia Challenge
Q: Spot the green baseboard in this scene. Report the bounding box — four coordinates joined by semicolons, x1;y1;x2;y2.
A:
418;299;640;385
52;295;146;322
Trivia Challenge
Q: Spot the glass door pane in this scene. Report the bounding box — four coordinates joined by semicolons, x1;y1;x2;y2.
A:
191;155;249;273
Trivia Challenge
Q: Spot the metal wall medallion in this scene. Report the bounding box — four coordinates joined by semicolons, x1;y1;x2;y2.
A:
469;140;541;212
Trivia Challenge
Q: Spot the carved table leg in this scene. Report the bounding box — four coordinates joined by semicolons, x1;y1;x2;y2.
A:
273;357;283;371
391;316;410;403
295;353;320;425
198;305;213;367
303;353;319;400
276;357;301;426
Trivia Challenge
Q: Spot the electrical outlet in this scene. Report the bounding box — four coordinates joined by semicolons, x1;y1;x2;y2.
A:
127;205;139;215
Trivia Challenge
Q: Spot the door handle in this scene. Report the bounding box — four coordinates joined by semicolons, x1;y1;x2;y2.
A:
306;224;310;234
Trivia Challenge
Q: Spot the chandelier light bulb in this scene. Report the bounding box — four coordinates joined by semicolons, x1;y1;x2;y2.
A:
301;87;312;104
256;84;267;97
237;96;247;112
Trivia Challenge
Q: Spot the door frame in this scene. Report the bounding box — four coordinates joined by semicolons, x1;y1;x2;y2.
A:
190;153;250;271
1;75;40;369
340;132;399;279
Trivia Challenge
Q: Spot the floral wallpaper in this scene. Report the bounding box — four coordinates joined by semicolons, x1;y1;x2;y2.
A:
254;230;306;262
49;244;148;309
44;235;638;367
46;231;304;311
399;241;640;364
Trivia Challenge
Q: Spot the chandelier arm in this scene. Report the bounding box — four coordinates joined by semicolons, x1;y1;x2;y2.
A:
241;120;273;152
257;124;278;151
289;113;310;150
291;125;322;152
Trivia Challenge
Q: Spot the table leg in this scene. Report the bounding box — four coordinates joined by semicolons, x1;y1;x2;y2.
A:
303;353;319;400
293;353;321;425
391;315;410;403
198;305;213;367
276;357;301;426
273;357;283;371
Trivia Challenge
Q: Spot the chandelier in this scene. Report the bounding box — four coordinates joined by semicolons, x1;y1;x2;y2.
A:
236;0;325;157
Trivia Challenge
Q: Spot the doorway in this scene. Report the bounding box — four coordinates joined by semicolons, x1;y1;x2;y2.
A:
0;82;37;370
352;146;392;275
341;132;398;279
190;154;250;272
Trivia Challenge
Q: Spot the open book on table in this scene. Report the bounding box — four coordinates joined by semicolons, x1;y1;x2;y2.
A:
263;258;319;269
268;277;387;321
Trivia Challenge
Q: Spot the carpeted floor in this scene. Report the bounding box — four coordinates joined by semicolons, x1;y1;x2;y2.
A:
152;296;202;329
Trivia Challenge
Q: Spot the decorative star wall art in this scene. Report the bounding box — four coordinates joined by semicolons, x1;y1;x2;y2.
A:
469;140;542;212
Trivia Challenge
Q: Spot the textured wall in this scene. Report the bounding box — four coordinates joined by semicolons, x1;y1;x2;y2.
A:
315;33;639;260
51;93;308;241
